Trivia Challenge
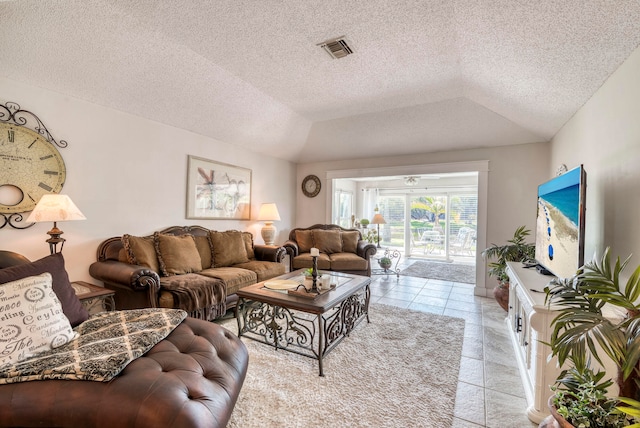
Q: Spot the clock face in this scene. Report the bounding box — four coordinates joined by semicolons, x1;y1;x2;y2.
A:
302;175;321;198
0;123;66;213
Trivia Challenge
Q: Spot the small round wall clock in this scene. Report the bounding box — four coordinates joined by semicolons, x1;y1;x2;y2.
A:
302;174;321;198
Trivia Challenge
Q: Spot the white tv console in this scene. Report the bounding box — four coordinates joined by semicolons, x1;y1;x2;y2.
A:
505;261;559;423
506;262;620;424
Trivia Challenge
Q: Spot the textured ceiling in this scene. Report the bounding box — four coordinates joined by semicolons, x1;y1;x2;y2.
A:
1;0;640;163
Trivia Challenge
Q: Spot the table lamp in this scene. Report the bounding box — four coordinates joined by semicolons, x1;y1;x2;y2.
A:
371;211;386;248
25;194;86;254
257;202;281;246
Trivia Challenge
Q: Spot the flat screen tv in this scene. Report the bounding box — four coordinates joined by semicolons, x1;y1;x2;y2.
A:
535;165;587;279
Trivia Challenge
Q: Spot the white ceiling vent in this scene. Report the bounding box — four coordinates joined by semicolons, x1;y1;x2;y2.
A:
318;37;353;59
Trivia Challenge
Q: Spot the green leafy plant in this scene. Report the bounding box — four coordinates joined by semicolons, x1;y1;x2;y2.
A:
551;363;629;428
379;257;391;267
618;396;640;428
544;247;640;400
360;218;370;227
544;248;640;427
481;225;535;286
363;229;377;244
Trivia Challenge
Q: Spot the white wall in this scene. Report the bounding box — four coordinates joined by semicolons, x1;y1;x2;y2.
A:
551;45;640;266
296;142;550;296
0;77;296;282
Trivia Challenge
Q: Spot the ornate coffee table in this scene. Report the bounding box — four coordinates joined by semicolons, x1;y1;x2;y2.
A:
236;270;371;376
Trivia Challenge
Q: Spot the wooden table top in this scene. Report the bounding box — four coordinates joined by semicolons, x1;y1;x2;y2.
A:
236;270;371;315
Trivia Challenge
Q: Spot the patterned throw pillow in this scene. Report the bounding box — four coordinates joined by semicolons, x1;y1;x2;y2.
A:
0;253;88;327
0;273;78;368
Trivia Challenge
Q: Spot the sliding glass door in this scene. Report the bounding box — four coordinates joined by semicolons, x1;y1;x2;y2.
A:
374;191;477;262
409;192;477;261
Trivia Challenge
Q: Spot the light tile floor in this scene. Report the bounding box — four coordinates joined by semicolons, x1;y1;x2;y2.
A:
370;260;538;428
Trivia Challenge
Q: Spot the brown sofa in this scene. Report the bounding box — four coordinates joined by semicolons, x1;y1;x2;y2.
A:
0;250;248;428
283;224;377;276
89;225;286;320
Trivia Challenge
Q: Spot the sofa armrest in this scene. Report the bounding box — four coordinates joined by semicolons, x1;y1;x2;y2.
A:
282;240;299;257
89;260;160;293
282;240;299;271
357;240;377;260
253;245;286;263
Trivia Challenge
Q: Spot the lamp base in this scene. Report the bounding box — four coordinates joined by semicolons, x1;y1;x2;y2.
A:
261;222;277;246
46;222;65;254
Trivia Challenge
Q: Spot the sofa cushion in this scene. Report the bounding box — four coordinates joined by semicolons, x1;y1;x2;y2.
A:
292;253;331;270
341;231;360;253
199;267;257;296
329;252;369;271
210;231;250;267
122;234;159;273
193;235;214;269
313;230;342;254
154;233;202;276
0;253;89;327
233;260;286;282
294;230;315;253
0;273;78;368
242;232;255;260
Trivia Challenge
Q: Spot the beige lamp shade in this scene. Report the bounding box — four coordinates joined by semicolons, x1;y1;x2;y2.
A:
257;203;281;222
26;194;86;254
26;194;86;223
371;213;386;225
257;203;280;246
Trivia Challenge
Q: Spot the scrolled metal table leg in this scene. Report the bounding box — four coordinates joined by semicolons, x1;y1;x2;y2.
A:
318;314;325;377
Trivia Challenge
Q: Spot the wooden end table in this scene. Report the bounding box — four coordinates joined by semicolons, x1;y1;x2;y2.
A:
236;270;371;376
72;281;116;315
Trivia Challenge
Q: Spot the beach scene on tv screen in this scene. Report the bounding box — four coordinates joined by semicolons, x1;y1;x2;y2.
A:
535;169;581;279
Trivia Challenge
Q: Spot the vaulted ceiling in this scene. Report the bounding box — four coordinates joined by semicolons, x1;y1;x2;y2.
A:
2;0;640;163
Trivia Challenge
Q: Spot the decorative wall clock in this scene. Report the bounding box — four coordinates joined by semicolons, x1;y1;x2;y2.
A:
0;101;68;229
302;174;321;198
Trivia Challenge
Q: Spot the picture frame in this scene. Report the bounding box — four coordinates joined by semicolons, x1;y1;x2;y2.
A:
186;155;251;220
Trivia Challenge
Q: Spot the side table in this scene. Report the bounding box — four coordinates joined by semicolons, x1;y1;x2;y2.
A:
72;281;116;315
370;248;401;278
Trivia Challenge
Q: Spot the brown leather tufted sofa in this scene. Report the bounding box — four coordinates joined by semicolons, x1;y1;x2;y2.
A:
0;250;248;428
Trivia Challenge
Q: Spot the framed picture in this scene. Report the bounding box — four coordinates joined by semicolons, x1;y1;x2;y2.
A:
186;155;251;220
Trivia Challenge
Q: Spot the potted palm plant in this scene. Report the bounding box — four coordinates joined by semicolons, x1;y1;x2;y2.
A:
481;225;535;311
544;247;640;427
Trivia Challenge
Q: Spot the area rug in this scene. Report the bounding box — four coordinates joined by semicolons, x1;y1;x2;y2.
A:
223;303;465;428
401;261;476;284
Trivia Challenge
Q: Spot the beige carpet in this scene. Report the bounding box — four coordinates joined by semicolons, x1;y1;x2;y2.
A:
401;261;476;284
222;303;465;428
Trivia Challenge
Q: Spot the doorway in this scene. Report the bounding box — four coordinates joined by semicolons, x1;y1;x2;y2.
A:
326;161;487;292
369;177;477;264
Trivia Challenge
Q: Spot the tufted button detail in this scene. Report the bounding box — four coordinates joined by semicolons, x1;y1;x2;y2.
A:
0;316;248;428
